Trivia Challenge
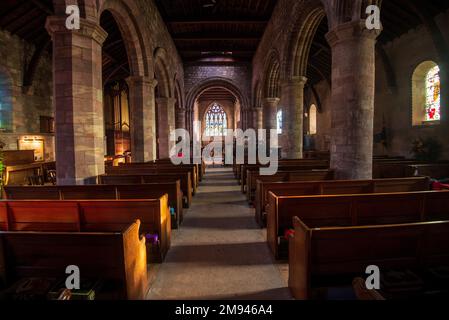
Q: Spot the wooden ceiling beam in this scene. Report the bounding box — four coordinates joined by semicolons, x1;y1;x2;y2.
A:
174;36;260;41
30;0;54;15
168;20;268;26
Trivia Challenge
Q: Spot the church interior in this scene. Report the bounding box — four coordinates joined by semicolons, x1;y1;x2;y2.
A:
0;0;448;301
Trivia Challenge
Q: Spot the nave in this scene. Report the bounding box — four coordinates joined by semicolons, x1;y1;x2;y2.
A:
147;167;291;300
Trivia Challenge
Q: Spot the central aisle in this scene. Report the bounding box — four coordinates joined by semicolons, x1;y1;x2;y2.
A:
147;167;292;300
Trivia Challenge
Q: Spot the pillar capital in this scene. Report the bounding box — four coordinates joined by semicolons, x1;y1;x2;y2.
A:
263;97;281;105
326;20;381;48
126;76;158;89
156;97;177;105
46;16;108;46
282;76;308;88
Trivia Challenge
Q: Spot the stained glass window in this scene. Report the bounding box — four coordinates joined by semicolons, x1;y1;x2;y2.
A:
425;66;441;121
205;103;227;136
277;110;283;134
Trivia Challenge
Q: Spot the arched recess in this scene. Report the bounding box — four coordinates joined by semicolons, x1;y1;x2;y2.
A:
286;4;326;79
154;48;172;99
263;51;281;99
174;76;185;129
0;67;13;133
99;0;151;79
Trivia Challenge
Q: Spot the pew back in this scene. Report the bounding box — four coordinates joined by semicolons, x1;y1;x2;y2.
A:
0;220;148;300
289;217;449;299
4;183;183;229
0;198;171;262
255;177;431;227
99;174;192;208
267;190;449;259
247;169;334;203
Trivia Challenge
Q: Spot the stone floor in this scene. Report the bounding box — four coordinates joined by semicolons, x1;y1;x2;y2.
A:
146;167;292;300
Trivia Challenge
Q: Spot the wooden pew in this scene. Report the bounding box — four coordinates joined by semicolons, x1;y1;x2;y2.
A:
255;177;431;227
236;159;329;186
0;198;171;263
104;168;194;199
373;160;449;179
0;220;148;300
99;173;192;208
246;169;333;204
406;164;449;180
109;165;198;195
241;160;329;193
3;183;184;229
289;217;449;300
152;158;205;182
267;190;449;259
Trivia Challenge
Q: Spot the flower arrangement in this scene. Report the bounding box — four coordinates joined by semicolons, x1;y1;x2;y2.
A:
411;137;442;162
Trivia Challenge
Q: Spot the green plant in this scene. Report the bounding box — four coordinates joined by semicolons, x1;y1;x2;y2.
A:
411;137;442;162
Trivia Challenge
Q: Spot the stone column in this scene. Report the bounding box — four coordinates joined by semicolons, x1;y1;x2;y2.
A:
256;107;263;130
326;21;380;179
46;16;107;185
156;97;176;158
282;76;307;159
127;76;157;162
262;98;280;152
176;107;187;130
263;98;280;131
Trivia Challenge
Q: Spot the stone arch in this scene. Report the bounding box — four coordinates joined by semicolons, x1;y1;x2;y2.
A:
186;77;249;113
154;47;172;98
0;66;13;132
253;80;262;108
99;0;151;78
174;75;184;109
263;50;281;99
285;4;326;79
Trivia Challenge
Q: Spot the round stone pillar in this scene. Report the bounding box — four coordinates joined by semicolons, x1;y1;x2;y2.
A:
263;98;280;131
156;97;176;159
127;76;157;162
282;76;307;159
176;107;187;130
326;21;380;179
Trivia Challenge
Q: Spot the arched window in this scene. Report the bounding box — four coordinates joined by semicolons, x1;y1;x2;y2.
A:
205;103;227;136
309;104;317;135
0;71;13;132
277;109;283;134
412;61;441;125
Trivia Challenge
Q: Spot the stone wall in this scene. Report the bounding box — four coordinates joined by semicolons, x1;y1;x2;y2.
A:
374;10;449;159
0;29;54;160
184;62;252;109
